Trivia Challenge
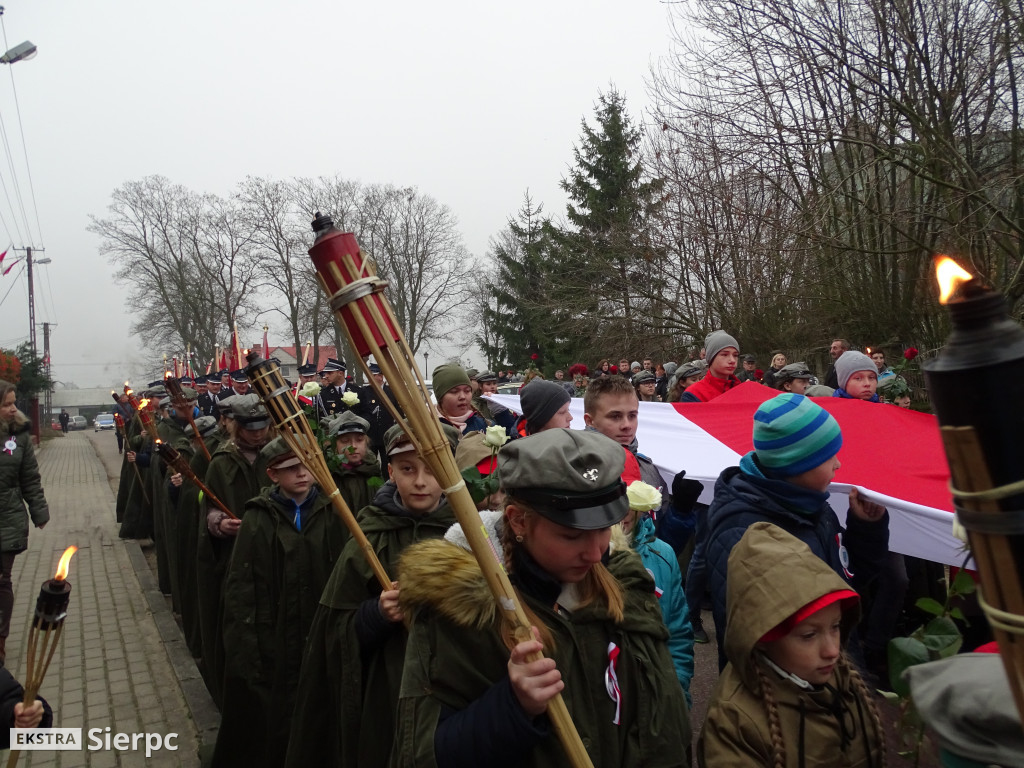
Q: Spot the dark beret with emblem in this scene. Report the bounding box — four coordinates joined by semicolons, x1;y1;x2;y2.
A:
228;394;270;429
497;428;628;530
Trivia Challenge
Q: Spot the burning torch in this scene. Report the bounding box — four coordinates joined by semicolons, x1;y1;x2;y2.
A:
306;214;593;768
926;255;1024;721
154;439;237;520
7;546;78;768
163;372;211;461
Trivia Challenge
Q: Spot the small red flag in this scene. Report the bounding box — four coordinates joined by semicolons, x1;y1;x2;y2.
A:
2;258;20;276
262;327;269;360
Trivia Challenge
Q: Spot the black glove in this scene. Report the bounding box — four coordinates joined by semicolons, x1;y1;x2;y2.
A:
671;470;703;516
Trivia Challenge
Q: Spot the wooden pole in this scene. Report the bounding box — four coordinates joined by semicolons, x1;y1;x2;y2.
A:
309;225;594;768
941;425;1024;721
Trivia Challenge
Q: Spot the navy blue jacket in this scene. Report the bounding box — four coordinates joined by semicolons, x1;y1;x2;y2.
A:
705;456;889;666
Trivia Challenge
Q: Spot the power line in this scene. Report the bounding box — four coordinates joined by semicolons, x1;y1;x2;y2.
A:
0;18;35;246
0;260;24;306
0;17;40;248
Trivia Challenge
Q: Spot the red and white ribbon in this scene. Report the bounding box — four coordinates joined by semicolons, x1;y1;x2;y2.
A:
605;642;621;725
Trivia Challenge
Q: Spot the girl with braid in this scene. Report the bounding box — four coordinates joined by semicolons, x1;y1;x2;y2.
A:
700;522;886;768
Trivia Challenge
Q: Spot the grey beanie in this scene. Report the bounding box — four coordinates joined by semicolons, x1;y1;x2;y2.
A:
663;362;678;377
835;351;876;390
520;379;571;434
705;330;740;364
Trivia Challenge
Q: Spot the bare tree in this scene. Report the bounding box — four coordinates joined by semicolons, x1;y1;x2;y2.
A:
357;184;472;355
89;176;251;365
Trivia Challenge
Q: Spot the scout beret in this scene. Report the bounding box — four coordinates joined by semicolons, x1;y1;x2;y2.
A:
328;411;371;437
498;429;628;530
260;436;302;469
228;394;270;429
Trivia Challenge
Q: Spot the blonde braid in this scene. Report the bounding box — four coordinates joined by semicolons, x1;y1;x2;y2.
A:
754;663;787;768
844;658;887;768
498;508;556;651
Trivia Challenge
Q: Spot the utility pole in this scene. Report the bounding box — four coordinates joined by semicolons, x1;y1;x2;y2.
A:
42;322;52;427
26;246;35;355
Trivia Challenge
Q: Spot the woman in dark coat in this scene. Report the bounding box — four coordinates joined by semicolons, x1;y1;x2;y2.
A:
0;379;48;661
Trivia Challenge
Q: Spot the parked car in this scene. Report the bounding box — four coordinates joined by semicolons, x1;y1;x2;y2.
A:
497;383;520;395
69;415;88;431
94;413;115;431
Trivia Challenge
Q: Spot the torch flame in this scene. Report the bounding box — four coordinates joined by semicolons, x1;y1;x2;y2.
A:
54;546;77;581
164;371;172;380
138;398;149;409
936;256;974;304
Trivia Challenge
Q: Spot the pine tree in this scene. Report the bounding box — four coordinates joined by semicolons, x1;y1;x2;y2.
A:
552;88;664;356
483;192;557;370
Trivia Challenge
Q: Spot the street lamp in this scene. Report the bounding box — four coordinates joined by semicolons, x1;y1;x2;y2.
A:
0;41;37;65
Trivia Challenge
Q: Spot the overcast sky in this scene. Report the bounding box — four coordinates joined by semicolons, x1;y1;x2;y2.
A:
0;0;675;389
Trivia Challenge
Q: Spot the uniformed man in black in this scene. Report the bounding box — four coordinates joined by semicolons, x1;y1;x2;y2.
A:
315;358;350;418
356;362;401;466
215;370;235;402
229;370;251;397
196;375;217;417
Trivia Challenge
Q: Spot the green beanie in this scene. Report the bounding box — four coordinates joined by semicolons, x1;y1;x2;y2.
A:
432;363;471;401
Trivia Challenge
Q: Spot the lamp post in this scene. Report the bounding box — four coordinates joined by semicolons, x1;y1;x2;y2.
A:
424;351;429;378
0;40;37;65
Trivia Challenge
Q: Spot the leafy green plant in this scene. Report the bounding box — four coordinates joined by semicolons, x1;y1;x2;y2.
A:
885;568;975;763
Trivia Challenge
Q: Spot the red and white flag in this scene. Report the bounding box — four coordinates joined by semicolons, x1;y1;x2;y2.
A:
262;327;269;360
490;382;963;566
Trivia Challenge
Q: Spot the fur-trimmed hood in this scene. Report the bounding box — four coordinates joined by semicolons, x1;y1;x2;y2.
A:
1;409;29;436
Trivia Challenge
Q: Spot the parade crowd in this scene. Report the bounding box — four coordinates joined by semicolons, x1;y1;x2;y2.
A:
107;332;997;768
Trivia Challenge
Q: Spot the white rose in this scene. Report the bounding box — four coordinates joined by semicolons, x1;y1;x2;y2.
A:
342;390;360;407
300;382;321;398
626;480;661;512
951;512;969;545
482;425;509;449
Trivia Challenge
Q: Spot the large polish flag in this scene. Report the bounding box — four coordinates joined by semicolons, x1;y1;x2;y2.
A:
489;382;964;567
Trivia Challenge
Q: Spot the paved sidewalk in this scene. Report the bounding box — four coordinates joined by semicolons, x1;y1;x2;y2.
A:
6;432;202;767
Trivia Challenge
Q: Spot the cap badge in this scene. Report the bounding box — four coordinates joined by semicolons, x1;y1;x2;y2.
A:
583;468;599;482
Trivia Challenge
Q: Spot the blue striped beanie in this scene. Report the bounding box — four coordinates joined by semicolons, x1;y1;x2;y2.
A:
753;393;842;477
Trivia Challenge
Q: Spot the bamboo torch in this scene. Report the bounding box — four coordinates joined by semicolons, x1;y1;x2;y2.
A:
306;214;594;768
154;439;237;520
7;546;78;768
244;351;391;589
120;385;151;504
925;255;1024;721
163;373;211;461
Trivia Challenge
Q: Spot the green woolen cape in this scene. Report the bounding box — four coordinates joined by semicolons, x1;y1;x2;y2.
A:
118;416;153;540
195;439;271;708
212;484;349;768
173;431;224;659
284;485;455;768
153;417;187;601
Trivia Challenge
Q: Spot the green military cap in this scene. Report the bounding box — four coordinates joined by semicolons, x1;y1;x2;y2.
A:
774;362;813;383
184;415;218;438
465;368;480;380
229;394;270;430
327;411;370;437
260;436;302;469
176;387;199;401
476;370;497;383
384;424;415;457
632;370;656;385
455;431;500;475
498;429;628;530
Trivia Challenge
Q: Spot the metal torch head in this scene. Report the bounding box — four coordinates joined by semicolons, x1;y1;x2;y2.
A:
32;579;71;631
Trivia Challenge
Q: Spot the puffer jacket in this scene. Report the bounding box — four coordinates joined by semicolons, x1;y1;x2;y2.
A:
0;410;48;552
704;455;889;666
631;514;694;701
699;522;885;767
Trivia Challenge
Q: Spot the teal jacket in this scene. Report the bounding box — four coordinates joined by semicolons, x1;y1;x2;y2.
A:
633;514;694;702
